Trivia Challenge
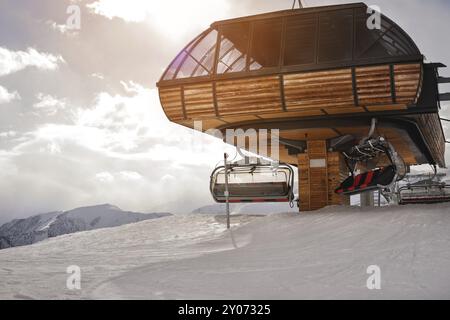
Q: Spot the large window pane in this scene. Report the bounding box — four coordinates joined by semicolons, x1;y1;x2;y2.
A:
250;19;282;70
217;23;250;74
190;29;218;73
284;14;317;66
355;7;418;60
173;29;217;79
318;9;353;63
162;32;204;80
163;51;188;80
177;55;205;79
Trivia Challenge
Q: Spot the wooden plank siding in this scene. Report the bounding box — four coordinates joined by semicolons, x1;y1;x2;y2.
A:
216;76;283;116
356;65;393;106
395;63;422;105
159;63;422;123
159;87;184;121
297;141;349;211
184;83;216;119
416;113;446;168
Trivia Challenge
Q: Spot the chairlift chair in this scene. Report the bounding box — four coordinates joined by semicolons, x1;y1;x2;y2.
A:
398;183;450;205
210;162;295;204
398;167;450;205
335;120;406;197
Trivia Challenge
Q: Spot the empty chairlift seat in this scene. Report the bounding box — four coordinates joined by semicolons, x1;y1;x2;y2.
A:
210;164;295;203
398;182;450;205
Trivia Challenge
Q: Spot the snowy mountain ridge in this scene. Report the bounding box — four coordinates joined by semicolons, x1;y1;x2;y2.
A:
0;204;171;249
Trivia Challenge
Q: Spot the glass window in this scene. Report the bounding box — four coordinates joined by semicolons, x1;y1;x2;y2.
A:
318;9;353;63
162;32;205;80
249;19;283;70
283;14;317;66
355;9;394;59
190;29;218;72
217;23;250;74
163;51;188;80
162;29;218;80
177;55;200;79
355;8;419;60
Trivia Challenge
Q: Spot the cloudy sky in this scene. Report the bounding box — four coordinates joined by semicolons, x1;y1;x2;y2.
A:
0;0;449;222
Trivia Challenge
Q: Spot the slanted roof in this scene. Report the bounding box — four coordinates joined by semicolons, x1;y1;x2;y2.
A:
158;2;421;85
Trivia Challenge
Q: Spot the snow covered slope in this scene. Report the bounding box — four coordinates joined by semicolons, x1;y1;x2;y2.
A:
192;203;298;215
1;204;450;300
0;204;171;249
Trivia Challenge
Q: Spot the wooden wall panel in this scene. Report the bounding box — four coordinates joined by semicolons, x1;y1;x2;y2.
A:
307;141;328;210
216;76;282;116
184;83;215;119
365;104;407;112
327;152;350;206
356;65;392;105
298;153;311;211
394;63;421;105
159;87;184;121
258;110;324;119
416;113;446;168
298;141;350;211
159;63;423;130
280;128;338;141
284;69;354;112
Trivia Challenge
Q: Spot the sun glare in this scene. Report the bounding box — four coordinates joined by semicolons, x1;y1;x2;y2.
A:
88;0;231;40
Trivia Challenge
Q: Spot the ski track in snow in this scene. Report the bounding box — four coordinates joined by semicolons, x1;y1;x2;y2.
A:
1;205;450;299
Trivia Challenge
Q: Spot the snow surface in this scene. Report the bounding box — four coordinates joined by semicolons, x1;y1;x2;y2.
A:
1;204;450;300
192;202;298;215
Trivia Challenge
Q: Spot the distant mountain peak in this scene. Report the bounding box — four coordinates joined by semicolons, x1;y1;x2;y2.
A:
0;204;172;250
67;203;122;212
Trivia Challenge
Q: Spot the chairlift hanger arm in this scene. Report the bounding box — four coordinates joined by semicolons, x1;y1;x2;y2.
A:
292;0;304;9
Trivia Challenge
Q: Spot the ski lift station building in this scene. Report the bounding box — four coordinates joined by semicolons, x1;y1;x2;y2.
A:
157;2;448;211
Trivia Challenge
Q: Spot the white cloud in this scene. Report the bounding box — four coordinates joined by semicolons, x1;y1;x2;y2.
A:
39;141;62;155
95;172;115;183
33;93;67;116
0;85;20;104
91;73;105;80
0;47;65;77
19;83;230;165
119;171;143;181
95;171;143;182
86;0;230;39
0;131;17;139
74;82;172;152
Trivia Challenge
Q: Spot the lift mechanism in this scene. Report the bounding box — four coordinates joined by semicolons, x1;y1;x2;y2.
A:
335;119;405;197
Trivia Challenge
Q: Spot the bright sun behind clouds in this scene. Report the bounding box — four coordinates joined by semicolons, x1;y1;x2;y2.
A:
87;0;231;39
